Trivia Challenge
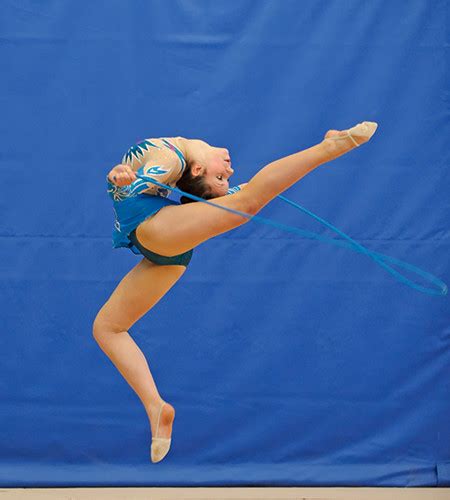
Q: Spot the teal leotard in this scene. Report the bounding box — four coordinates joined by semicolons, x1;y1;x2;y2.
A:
107;137;241;267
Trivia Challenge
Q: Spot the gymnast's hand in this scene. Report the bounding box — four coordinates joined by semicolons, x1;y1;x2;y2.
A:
107;164;137;186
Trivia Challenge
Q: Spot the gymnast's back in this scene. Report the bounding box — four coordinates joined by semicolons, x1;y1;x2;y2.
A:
119;136;188;198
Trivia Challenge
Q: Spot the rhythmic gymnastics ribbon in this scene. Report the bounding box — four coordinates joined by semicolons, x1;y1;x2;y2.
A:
135;174;448;297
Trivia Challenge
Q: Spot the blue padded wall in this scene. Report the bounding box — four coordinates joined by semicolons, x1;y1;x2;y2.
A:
1;0;449;487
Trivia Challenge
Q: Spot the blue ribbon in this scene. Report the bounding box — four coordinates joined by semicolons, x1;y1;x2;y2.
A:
135;174;448;296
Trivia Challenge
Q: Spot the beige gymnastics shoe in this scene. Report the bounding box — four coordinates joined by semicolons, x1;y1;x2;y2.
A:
325;121;378;147
151;402;173;463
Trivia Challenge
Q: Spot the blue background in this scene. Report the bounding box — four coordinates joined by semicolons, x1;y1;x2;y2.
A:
1;0;449;487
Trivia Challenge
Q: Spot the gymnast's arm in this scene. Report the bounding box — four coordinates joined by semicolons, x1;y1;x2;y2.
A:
106;161;176;200
107;163;137;186
107;136;187;196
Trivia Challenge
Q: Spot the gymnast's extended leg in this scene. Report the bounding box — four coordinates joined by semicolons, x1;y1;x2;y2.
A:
136;123;377;257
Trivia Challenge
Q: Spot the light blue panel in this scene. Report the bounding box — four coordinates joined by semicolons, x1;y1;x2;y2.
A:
1;0;449;487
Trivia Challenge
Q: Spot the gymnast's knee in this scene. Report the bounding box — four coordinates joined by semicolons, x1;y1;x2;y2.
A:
92;312;124;342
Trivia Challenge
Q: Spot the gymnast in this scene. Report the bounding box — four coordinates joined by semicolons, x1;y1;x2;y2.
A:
93;121;378;463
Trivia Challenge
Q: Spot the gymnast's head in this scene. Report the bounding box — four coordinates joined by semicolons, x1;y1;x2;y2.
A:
177;139;234;203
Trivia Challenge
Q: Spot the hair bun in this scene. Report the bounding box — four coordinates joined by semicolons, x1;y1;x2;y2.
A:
180;195;197;204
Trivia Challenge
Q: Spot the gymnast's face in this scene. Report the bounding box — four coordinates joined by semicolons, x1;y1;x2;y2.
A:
204;146;234;197
191;140;234;197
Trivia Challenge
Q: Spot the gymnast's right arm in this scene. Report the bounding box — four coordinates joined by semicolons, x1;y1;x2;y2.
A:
107;164;137;187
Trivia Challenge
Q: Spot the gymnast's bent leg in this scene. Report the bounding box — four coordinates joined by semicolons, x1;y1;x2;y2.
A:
136;123;377;257
93;259;186;455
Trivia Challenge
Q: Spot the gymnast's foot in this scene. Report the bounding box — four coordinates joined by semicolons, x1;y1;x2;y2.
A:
322;121;378;160
148;399;175;463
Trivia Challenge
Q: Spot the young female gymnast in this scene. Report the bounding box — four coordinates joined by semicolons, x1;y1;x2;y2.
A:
93;121;378;462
